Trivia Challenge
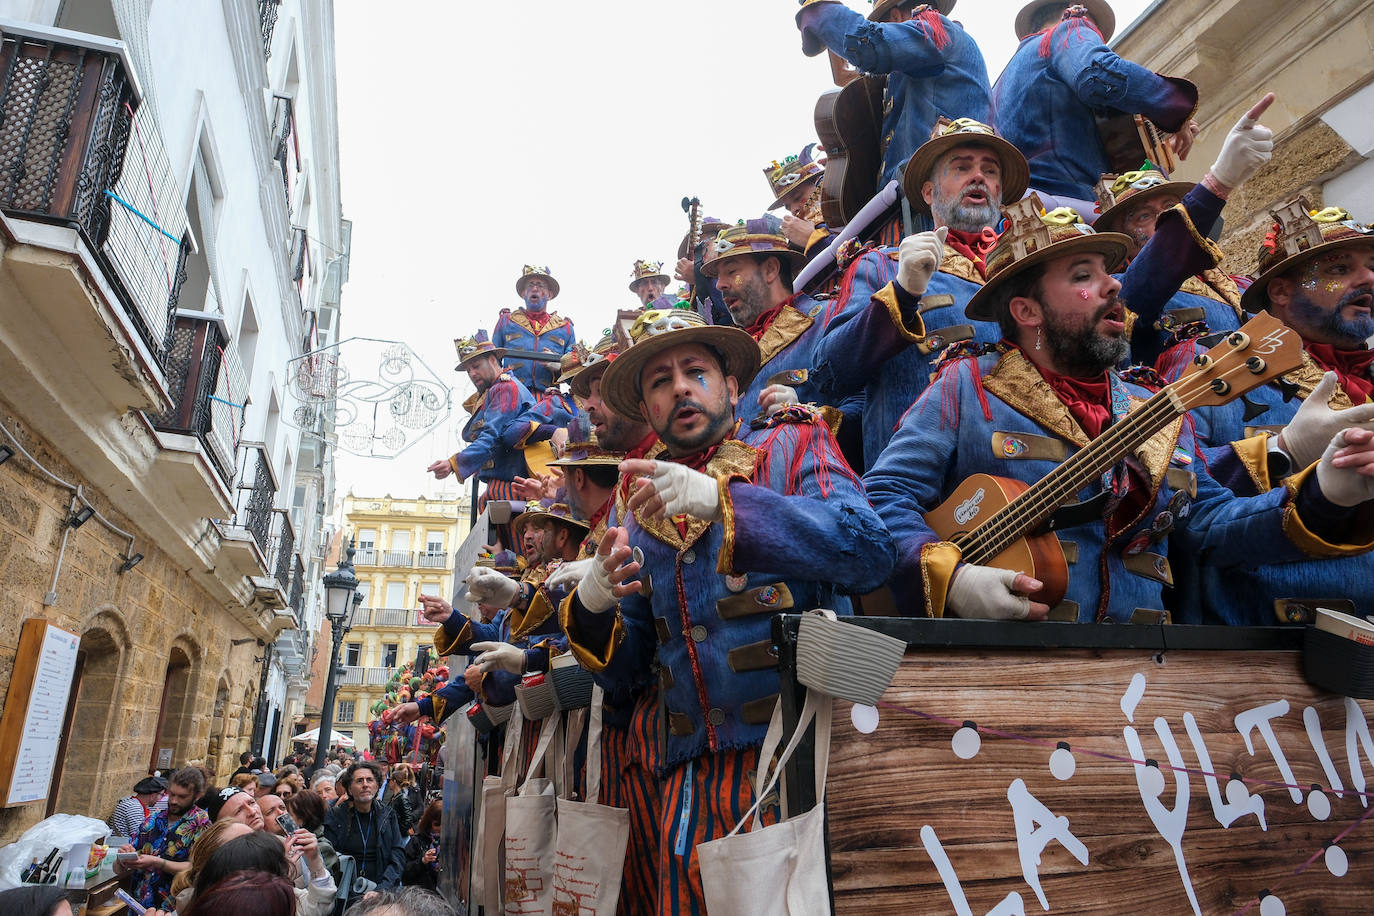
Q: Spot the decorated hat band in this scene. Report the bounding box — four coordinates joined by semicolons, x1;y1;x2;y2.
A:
516;264;560;299
454;330;506;371
1240;198;1374;312
1092;168;1193;234
701;220;808;278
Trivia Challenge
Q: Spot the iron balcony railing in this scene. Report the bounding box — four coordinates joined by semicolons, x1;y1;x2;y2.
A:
0;27;191;369
338;666;390;687
270;509;296;591
350;607;424;628
227;444;277;557
148;314;245;486
418;551;449;569
258;0;279;58
271;95;295;216
290;554;305;621
380;549;412;567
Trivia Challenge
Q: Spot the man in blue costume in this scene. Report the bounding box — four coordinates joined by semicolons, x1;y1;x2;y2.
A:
1155;199;1374;624
864;196;1374;624
426;331;557;507
795;0;992;190
813;117;1028;470
556;309;893;916
991;0;1200;211
493;264;577;423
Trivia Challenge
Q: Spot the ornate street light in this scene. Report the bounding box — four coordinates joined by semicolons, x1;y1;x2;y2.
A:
313;539;359;772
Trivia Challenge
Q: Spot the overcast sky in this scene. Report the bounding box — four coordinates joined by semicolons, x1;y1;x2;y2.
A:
330;0;1152;502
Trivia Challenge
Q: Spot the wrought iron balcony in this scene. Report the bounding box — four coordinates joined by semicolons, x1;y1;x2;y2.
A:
290;554;305;621
417;551;450;569
349;607;424;629
353;547;378;567
271;95;295;216
380;549;413;567
258;0;279;59
338;666;391;687
148;313;245;487
270;508;296;591
0;24;191;370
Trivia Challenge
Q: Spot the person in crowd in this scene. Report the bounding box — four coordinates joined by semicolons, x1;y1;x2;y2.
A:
254;771;279;798
324;761;407;895
560;310;893;915
401;799;442;891
175;870;298;916
287;788;343;884
181;828;336;916
230;771;258;792
863;196;1374;624
493;264;578;416
230;751;255;777
795;0;992;190
991;0;1200;210
206;785;266;830
259;791;289;836
115;766;210;910
630;259;678;308
310;769;339;805
0;887;81;916
763;145;830;255
343;887;458;916
108;775;166;839
381;763;420;836
168;819;253;910
275;775;300;801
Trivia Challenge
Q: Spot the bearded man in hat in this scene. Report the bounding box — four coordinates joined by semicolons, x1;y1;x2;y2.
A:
864;196;1374;625
427;331;558;509
813;117;1028;470
493;265;577;418
992;0;1201;210
1151;199;1374;625
630;259;679;309
701;221;831;417
795;0;991;191
558;309;894;916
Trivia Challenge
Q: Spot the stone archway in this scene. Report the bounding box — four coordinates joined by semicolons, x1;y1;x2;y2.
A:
52;617;127;817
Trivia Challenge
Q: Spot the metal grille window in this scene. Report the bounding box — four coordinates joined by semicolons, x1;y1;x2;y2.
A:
258;0;279;58
148;315;244;487
271;510;295;588
240;447;275;554
271;96;296;214
335;700;355;724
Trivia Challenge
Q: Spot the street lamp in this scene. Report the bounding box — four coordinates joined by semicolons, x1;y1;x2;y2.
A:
313;539;359;772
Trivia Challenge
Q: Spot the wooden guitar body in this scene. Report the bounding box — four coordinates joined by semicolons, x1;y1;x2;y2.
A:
814;74;885;228
1095;111;1176;174
924;473;1070;609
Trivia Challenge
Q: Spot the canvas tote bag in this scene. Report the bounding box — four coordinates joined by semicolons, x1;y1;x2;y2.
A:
504;709;560;915
551;684;630;915
697;687;833;916
473;708;523;915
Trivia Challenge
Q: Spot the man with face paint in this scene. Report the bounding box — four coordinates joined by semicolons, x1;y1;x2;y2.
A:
813;117;1028;470
1093;94;1276;364
700;222;831;419
493;264;577;422
557;309;894;916
795;0;991;191
1153;199;1374;624
864;195;1374;626
630;259;679;309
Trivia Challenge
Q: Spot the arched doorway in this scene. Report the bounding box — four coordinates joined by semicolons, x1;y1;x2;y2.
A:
51;624;124;817
149;647;194;772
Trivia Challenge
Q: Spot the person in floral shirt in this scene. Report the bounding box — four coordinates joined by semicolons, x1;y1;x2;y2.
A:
115;767;210;909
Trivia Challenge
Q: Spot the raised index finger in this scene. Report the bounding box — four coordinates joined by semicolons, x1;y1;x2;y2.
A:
1239;92;1275;128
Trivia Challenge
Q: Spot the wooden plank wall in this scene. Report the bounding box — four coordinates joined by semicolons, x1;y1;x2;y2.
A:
826;647;1374;914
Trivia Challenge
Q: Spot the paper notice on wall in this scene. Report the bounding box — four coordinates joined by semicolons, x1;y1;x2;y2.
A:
7;624;80;805
447;507;493;630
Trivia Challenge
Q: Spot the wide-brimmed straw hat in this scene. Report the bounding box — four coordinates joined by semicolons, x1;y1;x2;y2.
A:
964;195;1132;322
1240;198;1374;313
600;308;761;420
1092;169;1193;234
629;260;670;293
548;416;623;468
515;264;560;299
764;144;825;211
454;330;506;371
700;219;808;278
1015;1;1115;42
510;500;590;543
902;117;1029;217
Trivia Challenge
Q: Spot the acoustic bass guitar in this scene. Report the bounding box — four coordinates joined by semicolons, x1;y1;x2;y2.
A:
814;51;885;229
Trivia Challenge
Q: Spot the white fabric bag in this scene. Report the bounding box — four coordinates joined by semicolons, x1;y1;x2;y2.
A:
551;685;630;915
697;688;833;916
473;709;523;915
504;711;560;915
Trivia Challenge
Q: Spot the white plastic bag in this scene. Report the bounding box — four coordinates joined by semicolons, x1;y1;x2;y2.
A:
0;813;112;889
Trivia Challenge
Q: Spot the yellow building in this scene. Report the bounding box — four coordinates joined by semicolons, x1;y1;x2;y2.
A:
325;493;471;748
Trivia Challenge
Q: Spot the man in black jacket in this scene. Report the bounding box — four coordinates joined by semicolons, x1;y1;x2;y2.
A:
323;761;406;894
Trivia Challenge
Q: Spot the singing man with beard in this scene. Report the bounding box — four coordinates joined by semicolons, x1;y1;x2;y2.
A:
864;196;1374;624
493;264;577;423
1153;200;1374;624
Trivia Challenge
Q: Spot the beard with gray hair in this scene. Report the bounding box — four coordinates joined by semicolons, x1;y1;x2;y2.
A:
930;179;1001;234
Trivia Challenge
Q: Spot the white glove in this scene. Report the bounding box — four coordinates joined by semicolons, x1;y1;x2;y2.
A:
470;641;525;675
463;567;520;608
545;558;594;592
946;565;1030;620
643;461;722;522
896;227;948;297
1316;428;1374;508
1208;95;1274;190
758;383;800;416
1278;372;1374;470
577;550;619;614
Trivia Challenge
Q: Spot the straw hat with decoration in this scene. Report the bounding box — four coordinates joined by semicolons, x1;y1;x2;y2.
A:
454;330;506;371
763;144;825;211
1092;169;1193;235
515;264;560;299
600;308;761;420
701;219;808;279
1240;198;1374;313
903;117;1030;217
964;195;1132;322
548;416;623;468
629;259;670;294
1015;1;1115;41
510;500;590;544
569;331;618;400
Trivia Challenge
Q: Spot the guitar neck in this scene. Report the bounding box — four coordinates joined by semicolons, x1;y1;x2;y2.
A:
957;388;1183;565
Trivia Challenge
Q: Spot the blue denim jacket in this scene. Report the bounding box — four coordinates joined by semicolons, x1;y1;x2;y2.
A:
452;373;552;483
737;297;831;420
802;5;991;189
492;307;577;395
992;22;1197;200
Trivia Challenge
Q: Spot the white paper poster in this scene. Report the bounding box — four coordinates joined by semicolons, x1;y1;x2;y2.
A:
7;624;80;805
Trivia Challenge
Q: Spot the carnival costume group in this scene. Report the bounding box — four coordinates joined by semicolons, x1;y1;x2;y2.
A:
390;3;1374;914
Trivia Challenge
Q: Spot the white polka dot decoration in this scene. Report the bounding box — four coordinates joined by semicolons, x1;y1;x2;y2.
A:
1325;844;1349;878
1306;788;1331;821
851;704;880;735
952;724;981;759
1258;893;1285;916
1049;744;1076;781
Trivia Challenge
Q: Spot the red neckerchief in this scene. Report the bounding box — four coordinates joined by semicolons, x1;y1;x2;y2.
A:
944;227;998;278
743;294;798;340
587;498;610;534
1019;347;1112;439
617;432;661;505
524;308;553;332
1305;341;1374;404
